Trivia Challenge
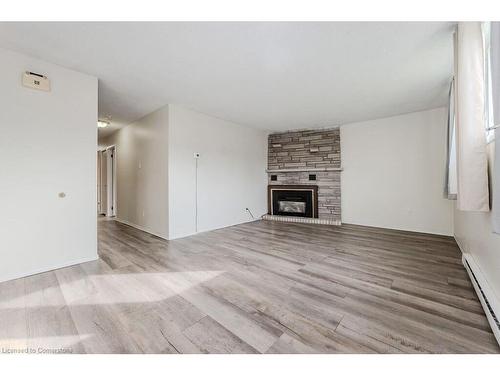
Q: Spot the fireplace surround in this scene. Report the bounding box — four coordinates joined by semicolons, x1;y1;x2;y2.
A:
266;128;341;224
268;185;319;218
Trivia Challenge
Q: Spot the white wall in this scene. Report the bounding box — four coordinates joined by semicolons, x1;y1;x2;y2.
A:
454;143;500;308
0;48;98;283
341;107;453;235
168;105;268;239
100;106;169;239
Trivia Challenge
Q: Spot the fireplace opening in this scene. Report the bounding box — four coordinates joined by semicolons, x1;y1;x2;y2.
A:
268;185;318;218
279;200;306;214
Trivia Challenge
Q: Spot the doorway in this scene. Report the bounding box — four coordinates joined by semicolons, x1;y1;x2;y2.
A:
97;145;116;217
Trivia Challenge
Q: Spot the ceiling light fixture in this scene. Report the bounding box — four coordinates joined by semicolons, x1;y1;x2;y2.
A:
97;120;109;128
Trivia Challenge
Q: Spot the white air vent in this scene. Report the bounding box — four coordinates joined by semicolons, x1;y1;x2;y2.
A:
22;71;50;92
462;254;500;346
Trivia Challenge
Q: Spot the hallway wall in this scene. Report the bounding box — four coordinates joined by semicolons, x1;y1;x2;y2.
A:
99;106;169;239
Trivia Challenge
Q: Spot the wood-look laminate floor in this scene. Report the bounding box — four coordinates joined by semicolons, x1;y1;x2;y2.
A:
1;218;499;354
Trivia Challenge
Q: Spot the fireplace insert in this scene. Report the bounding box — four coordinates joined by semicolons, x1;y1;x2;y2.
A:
268;185;318;218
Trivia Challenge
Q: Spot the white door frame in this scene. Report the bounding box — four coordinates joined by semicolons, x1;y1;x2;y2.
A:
106;145;117;217
98;149;108;215
97;150;102;214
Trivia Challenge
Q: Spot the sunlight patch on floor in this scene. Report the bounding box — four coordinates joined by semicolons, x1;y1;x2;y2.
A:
0;270;224;308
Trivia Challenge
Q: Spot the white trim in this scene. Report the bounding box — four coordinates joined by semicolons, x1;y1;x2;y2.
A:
113;217;169;240
0;255;98;284
115;216;263;241
168;217;263;240
97;149;107;215
96;150;102;214
455;237;500;346
105;144;117;217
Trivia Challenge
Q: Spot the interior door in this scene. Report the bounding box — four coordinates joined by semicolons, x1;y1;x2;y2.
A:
100;150;108;215
106;146;116;217
97;151;101;214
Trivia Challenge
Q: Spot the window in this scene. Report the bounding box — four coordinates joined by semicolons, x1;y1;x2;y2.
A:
445;78;457;199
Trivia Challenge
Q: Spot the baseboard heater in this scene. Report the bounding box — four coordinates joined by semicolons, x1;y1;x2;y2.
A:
462;254;500;346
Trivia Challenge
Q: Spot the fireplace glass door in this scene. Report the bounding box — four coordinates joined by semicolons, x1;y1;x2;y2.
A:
271;189;314;218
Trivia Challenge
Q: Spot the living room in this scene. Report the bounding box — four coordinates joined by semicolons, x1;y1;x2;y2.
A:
0;2;499;373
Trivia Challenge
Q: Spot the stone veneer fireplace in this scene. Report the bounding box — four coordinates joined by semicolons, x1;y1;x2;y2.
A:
266;128;341;225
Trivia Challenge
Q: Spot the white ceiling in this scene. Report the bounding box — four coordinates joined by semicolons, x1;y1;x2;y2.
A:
0;22;454;135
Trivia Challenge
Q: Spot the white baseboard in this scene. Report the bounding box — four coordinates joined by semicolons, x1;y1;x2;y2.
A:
0;255;99;284
113;217;169;240
455;237;500;346
168;217;263;240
